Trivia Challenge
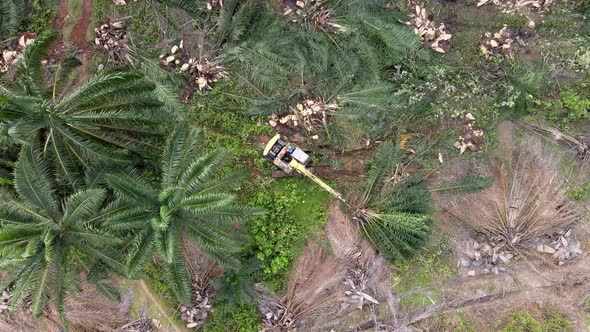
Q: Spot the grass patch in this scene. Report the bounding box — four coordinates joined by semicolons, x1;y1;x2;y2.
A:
246;176;331;292
202;302;261;332
499;307;574;332
393;235;456;309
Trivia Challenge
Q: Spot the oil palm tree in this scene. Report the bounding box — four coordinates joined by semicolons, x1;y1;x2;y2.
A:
222;5;432;144
0;0;28;38
0;31;164;188
105;123;261;305
0;145;125;325
350;141;433;261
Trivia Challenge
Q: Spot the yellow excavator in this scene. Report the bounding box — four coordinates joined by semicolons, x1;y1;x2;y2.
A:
263;134;347;203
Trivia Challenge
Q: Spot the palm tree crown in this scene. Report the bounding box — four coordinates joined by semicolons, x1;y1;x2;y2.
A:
0;31;164;188
105;123;261;305
0;145;123;324
352;141;433;261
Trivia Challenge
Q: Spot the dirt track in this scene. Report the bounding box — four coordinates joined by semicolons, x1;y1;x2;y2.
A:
49;0;94;80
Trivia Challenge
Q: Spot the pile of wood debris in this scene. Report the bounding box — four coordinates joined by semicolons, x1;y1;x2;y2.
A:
159;41;228;92
344;257;380;310
0;33;35;74
407;3;452;53
453;113;484;154
268;98;338;136
259;296;296;331
535;228;584;264
94;20;128;64
480;22;535;59
206;0;222;11
477;0;553;13
282;0;346;33
179;283;213;329
0;291;11;313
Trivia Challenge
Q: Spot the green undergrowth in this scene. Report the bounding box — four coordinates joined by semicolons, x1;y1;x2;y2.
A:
499;307;574;332
426;310;478;332
202;302;261;332
246;177;330;292
393;235;455;309
142;262;183;323
191;87;270;171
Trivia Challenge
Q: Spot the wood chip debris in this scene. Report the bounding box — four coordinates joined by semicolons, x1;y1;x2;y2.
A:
407;3;452;53
179;276;215;329
206;0;222;11
480;22;534;59
0;291;11;313
94;20;128;64
159;41;228;92
477;0;553;13
0;33;35;74
534;228;584;264
269;98;338;134
453;113;484;154
282;0;347;33
343;254;379;310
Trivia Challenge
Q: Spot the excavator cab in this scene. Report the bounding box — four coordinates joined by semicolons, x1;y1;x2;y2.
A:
263;134;310;173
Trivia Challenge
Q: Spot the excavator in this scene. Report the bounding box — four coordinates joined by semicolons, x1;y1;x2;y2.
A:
263;134;347;204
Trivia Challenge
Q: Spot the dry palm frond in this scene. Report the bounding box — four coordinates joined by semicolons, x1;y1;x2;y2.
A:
521;121;590;164
65;283;134;331
180;238;223;329
258;241;345;330
0;284;139;332
448;136;579;254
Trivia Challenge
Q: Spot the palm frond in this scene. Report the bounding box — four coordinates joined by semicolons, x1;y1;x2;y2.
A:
14;144;59;219
362;141;402;205
160;123;202;188
0;0;28;39
15;30;58;97
106;173;158;207
51;57;82;100
62;189;107;228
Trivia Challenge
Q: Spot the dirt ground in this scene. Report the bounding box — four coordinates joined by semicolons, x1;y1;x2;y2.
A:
48;0;94;80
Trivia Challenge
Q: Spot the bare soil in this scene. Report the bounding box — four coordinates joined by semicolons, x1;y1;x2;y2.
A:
428;120;590;331
71;0;94;81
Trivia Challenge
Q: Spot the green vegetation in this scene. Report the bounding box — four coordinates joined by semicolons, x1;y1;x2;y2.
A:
248;177;329;291
394;236;455;308
202;302;261;332
499;308;574;332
